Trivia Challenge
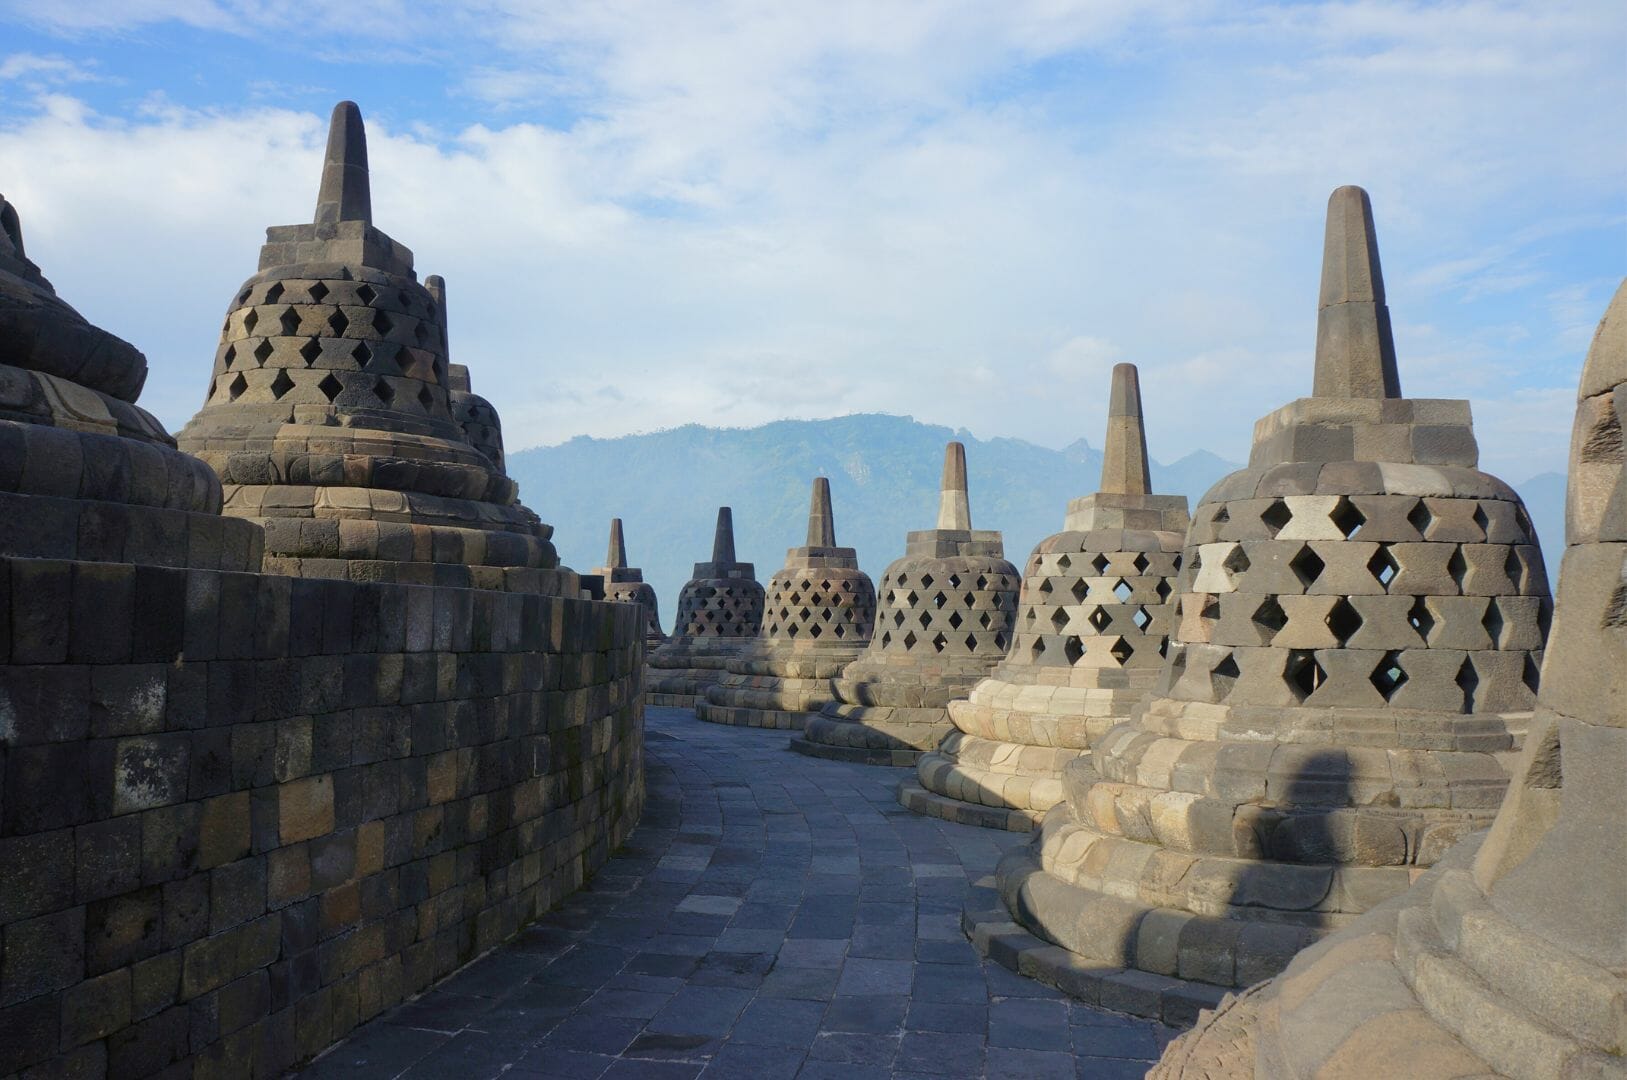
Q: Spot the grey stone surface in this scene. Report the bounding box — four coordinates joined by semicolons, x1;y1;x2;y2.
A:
902;363;1189;832
296;707;1174;1079
175;101;570;595
698;478;877;730
1150;276;1627;1080
647;508;766;707
998;186;1556;1010
794;443;1021;766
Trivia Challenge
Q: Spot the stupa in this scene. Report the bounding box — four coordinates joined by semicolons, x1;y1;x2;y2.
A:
645;506;765;706
1154;279;1627;1080
965;186;1554;1024
900;364;1188;830
591;517;667;646
0;193;260;571
792;442;1020;764
696;477;877;728
176;101;569;593
425;274;507;474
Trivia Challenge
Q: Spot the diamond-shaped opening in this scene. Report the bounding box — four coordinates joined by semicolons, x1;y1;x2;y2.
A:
976;575;988;591
1290;545;1326;587
417;384;435;411
1051;607;1070;633
1132;552;1151;574
269;368;295;400
236;287;252;305
279;307;302;336
264;282;284;304
1087;606;1111;632
1262;499;1292;537
1109;637;1134;664
902;630;918;650
808;624;823;639
947;574;962;589
317;373;343;402
222;343;238;368
226;372;248;401
1070;578;1089;604
1522;654;1541;695
1326;597;1363;645
892;610;905;627
299;338;322;366
933;592;947;609
920;573;934;589
393;345;414;375
307;281;330;303
1051;635;1077;664
993;632;1008;651
1211;652;1240;699
373;377;395;406
1447;547;1469;590
253;339;274;365
1132;606;1152;632
1090;553;1111;575
881;631;892;647
1056;554;1071;572
931;632;947;653
1222;546;1251;576
979;612;992;629
1482;599;1505;647
1038;579;1053;596
1503;547;1525;590
1024;608;1037;627
947;611;963;629
1330;496;1366;539
917;611;933;628
902;589;919;606
1211;505;1231;525
351;341;372;366
1201;595;1220;621
242;309;259;334
1456;658;1480;711
833;624;846;638
1155;579;1173;603
1113;579;1133;602
1472;504;1490;536
1360;548;1397;591
1252;597;1287;636
1286;650;1326;700
327;309;350;336
1370;652;1408;700
1408;499;1434;538
1407;596;1435;642
355;284;376;305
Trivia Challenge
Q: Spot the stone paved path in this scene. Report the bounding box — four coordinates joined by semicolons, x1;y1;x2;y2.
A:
298;707;1172;1079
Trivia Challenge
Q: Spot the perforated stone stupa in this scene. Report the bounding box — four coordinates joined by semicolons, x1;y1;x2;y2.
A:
792;442;1020;764
645;506;765;706
967;186;1554;1025
900;364;1188;831
591;517;666;646
696;477;877;728
176;101;568;593
1153;278;1627;1080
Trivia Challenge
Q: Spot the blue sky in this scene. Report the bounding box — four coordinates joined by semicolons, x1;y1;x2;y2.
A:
0;0;1621;485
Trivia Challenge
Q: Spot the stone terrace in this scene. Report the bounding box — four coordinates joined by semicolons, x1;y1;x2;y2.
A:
298;706;1172;1079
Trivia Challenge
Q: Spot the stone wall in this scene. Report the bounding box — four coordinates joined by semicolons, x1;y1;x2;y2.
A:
0;561;644;1078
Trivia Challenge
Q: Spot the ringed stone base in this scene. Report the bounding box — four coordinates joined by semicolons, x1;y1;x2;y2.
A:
694;650;855;730
795;699;957;764
897;779;1038;831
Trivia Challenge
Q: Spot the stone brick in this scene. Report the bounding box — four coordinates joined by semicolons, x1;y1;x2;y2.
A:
1;907;85;1007
197;792;251;870
278;775;335;844
59;968;131;1048
180;913;280;1001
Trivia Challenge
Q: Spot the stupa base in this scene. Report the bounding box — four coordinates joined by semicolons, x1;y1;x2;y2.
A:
793;702;953;765
896;779;1037;832
787;735;918;766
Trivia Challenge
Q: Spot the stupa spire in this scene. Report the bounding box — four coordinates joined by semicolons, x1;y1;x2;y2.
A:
314;101;372;225
937;441;971;530
1314;184;1401;398
712;506;737;564
606;518;628;569
807;477;837;547
1099;362;1152;496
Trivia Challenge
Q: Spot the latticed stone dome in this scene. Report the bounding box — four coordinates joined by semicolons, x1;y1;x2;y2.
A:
176;102;564;593
646;506;765;706
982;186;1556;1024
591;517;666;646
699;477;877;729
901;363;1190;831
793;442;1021;764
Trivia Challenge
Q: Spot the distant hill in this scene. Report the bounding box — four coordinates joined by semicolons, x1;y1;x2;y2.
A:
508;413;1567;631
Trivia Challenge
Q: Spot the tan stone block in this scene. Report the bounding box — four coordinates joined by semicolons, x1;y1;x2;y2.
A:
278;775;335;844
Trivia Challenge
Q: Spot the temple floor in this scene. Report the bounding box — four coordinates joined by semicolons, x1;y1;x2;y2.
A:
296;706;1172;1080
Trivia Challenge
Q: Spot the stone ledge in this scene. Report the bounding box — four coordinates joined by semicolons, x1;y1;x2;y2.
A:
786;736;918;766
896;780;1036;832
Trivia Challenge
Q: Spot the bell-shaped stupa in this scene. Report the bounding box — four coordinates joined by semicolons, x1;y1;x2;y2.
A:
696;477;877;728
176;102;568;593
591;517;666;646
0;192;262;571
1153;279;1627;1080
645;506;765;706
900;364;1189;830
967;186;1555;1024
792;442;1021;764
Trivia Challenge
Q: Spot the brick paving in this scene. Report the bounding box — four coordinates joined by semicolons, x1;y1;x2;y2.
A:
297;706;1172;1079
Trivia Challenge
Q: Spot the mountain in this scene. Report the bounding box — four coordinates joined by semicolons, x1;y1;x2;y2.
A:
507;414;1568;631
507;413;1238;624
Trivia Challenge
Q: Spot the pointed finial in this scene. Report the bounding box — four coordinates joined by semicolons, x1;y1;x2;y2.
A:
1314;185;1401;398
0;196;23;259
313;101;372;225
712;506;737;563
1099;363;1152;496
606;518;628;569
937;441;971;530
807;477;836;547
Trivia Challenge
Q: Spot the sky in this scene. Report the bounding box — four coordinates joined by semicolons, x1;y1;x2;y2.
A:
0;1;1621;485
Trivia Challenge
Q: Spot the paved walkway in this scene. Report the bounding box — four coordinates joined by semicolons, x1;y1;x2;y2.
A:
299;707;1172;1079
